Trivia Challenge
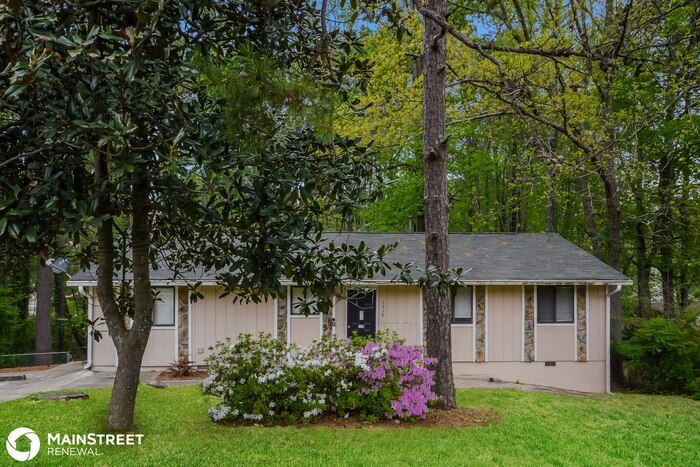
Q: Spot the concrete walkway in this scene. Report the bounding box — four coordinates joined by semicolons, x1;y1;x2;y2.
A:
1;363;597;403
0;363;200;403
454;375;598;397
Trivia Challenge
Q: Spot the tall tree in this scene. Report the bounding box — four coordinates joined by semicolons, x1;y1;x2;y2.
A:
421;0;456;408
34;255;52;365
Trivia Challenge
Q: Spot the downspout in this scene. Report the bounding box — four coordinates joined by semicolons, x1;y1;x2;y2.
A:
604;285;622;393
78;286;93;370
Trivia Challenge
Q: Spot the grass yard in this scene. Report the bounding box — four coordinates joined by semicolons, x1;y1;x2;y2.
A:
0;385;698;466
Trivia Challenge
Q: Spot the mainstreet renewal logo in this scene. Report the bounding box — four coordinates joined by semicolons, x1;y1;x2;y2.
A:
6;428;40;462
5;427;144;461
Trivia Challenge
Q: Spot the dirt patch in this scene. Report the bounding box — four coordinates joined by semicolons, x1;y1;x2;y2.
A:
0;364;59;374
221;407;499;429
155;370;208;381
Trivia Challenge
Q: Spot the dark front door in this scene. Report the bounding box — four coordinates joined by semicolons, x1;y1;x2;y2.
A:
347;289;376;337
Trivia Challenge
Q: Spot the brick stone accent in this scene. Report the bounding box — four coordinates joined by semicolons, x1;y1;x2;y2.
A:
323;312;333;336
276;290;287;342
523;285;535;362
422;289;427;346
177;287;189;360
576;285;587;362
475;286;486;363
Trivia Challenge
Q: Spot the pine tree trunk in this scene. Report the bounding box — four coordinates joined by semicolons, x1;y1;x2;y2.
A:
421;0;456;409
35;256;53;366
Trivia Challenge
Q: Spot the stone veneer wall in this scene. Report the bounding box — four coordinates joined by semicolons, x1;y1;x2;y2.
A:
323;312;333;335
276;290;287;342
475;286;486;363
177;287;189;361
523;285;535;362
576;285;587;362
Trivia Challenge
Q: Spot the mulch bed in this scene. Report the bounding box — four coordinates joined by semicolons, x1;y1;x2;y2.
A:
155;370;208;381
220;407;499;429
0;364;59;374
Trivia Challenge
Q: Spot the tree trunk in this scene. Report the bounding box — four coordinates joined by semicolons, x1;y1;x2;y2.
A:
94;152;153;430
106;165;153;430
576;173;603;260
421;0;456;409
54;273;66;351
656;150;675;314
600;167;624;386
35;256;53;365
634;193;652;318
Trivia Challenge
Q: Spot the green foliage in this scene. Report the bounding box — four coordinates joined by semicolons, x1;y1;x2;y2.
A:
619;311;700;395
0;286;34;359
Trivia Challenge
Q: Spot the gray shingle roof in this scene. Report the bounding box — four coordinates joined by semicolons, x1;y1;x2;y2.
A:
67;232;631;285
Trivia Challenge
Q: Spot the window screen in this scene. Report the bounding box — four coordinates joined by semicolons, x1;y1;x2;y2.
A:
152;288;175;326
290;287;319;315
452;287;473;324
537;286;574;323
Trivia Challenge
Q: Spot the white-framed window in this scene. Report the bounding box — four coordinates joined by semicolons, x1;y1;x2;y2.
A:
290;287;319;315
537;285;574;323
152;287;175;326
452;286;473;324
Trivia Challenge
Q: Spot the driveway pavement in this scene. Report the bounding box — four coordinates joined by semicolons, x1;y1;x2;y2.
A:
0;363;193;403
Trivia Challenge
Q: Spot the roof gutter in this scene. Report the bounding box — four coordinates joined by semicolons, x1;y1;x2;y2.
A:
78;286;93;370
606;284;622;297
67;279;634;287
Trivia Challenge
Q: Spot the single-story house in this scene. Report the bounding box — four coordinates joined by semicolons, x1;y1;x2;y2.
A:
67;232;631;393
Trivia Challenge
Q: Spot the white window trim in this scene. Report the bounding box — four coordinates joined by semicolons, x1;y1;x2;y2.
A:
484;285;489;362
573;284;578;361
152;287;176;329
289;286;321;317
451;286;474;326
521;285;525;362
536;285;575;325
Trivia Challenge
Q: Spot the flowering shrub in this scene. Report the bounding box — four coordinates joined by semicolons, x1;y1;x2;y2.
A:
203;332;437;423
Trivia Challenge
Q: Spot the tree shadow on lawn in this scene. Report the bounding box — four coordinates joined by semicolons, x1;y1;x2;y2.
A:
216;407;500;429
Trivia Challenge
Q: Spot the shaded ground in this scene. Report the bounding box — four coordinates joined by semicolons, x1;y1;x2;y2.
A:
222;407;499;429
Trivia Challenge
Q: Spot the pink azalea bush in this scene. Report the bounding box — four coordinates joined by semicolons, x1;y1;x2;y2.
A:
203;332;438;423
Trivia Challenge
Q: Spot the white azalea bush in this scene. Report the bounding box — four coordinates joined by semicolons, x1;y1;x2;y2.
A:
203;332;437;423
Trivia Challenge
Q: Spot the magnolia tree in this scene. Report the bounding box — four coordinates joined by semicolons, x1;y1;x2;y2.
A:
0;1;394;429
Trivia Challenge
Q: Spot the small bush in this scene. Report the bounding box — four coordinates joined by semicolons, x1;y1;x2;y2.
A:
202;333;437;423
619;310;700;395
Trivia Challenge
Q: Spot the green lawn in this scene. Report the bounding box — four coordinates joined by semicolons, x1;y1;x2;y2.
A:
0;385;698;466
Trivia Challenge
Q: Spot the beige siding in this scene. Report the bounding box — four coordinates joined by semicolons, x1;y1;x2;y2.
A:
587;285;606;361
141;329;176;367
289;317;321;347
192;287;275;365
487;286;522;361
91;289;116;368
335;297;347;339
91;287;176;368
451;326;473;362
537;326;575;361
377;285;421;345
